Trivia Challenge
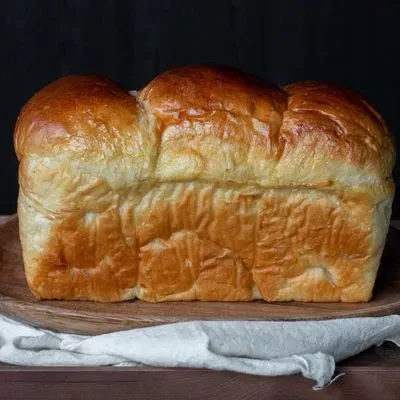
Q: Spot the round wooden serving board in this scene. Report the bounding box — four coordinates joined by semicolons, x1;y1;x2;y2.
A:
0;214;399;335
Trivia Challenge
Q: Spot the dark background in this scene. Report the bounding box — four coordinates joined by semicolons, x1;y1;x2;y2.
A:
1;0;399;215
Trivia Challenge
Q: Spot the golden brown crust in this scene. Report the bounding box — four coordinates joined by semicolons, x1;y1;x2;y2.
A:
14;75;138;161
139;66;394;184
138;64;287;123
18;180;393;302
15;66;395;185
14;65;395;303
283;81;394;181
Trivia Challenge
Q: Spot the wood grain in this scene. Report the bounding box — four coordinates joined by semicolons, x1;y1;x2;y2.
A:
1;364;400;400
0;214;399;335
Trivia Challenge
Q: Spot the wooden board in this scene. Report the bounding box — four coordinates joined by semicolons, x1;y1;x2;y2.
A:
0;214;399;335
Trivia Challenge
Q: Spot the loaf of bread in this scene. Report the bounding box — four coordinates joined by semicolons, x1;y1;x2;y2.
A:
14;65;395;302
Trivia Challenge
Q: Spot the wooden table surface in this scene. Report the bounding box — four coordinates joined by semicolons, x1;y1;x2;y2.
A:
1;216;399;400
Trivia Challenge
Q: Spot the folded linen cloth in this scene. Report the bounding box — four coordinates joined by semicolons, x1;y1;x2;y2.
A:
1;314;399;389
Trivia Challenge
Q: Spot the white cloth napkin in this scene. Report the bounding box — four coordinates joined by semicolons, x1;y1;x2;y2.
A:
1;314;399;389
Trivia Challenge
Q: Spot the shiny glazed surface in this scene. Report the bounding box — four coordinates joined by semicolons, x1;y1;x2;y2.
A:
14;65;395;302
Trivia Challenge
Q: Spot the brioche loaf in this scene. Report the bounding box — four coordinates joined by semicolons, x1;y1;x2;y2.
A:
14;65;395;302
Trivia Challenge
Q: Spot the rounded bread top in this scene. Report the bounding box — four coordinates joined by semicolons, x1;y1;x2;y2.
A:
14;65;395;187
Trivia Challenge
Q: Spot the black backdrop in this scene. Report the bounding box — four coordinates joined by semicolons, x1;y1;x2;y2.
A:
1;0;399;214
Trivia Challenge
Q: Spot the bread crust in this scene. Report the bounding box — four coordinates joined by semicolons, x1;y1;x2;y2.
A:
14;66;395;302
